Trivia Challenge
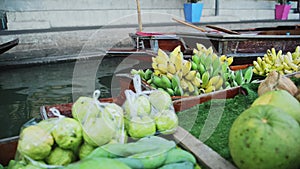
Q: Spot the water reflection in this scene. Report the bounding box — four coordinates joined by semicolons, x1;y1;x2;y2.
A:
0;56;133;139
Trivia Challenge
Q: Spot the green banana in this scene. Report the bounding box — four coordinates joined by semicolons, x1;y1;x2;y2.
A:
171;75;181;90
191;61;198;70
166;88;175;96
161;75;172;89
192;55;200;65
197;63;206;76
174;86;184;96
144;69;153;81
201;71;210;88
152;75;163;88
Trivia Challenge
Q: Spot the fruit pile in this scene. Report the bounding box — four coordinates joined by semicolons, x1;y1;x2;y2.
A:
229;73;300;169
252;46;300;76
132;44;253;96
122;75;178;139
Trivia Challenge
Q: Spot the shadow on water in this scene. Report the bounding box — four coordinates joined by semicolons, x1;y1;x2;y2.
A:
0;55;139;139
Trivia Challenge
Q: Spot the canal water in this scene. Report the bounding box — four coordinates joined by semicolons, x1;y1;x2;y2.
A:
0;55;142;139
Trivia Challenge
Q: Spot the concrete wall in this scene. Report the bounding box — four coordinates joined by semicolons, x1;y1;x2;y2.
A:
0;0;295;30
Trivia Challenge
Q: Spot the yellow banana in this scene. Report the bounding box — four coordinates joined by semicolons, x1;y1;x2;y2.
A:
182;60;192;76
205;85;216;93
205;46;214;56
252;68;259;75
264;56;273;65
196;43;207;52
174;53;183;71
191;77;202;88
186;81;195;93
257;57;263;66
282;62;291;70
193;48;198;55
153;69;162;76
167;62;177;74
157;63;168;74
208;75;221;86
276;50;282;58
226;57;234;66
157;48;169;60
169;45;181;63
214;77;224;90
152;62;158;70
177;70;183;79
253;61;263;72
211;53;218;61
185;70;197;81
166;72;174;80
219;55;227;62
180;79;189;91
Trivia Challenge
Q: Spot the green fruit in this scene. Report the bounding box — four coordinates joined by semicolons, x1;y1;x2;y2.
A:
149;90;172;111
64;157;131;169
164;148;196;165
103;103;124;128
155;110;178;134
72;96;100;121
79;142;96;160
82;115;116;147
51;117;82;151
136;95;151;115
251;90;300;123
127;116;156;139
18;125;54;160
46;147;75;166
229;105;300;169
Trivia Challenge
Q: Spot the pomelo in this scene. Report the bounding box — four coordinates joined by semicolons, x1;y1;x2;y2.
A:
229;105;300;169
251;89;300;123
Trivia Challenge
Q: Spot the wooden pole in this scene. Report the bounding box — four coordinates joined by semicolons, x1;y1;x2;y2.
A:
136;0;143;32
172;18;206;32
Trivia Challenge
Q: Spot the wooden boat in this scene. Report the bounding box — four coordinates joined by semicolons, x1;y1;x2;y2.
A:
177;25;300;63
0;38;19;55
129;31;187;52
0;84;245;168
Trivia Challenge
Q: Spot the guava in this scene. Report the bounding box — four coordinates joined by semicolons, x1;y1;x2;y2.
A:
79;142;96;160
82;115;116;147
251;90;300;123
229;105;300;169
123;95;151;117
135;95;151;115
155;110;178;134
103;103;124;129
149;90;172;112
51;117;82;151
36;118;57;133
18;125;54;160
72;96;101;121
127;116;156;139
45;147;75;166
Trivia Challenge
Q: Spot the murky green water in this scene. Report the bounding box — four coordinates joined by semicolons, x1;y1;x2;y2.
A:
0;56;141;139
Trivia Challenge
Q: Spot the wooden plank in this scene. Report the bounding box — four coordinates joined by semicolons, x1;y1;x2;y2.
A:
173;126;237;169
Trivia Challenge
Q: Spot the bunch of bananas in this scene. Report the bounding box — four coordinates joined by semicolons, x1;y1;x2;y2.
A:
131;43;254;97
148;46;202;96
191;43;233;92
252;46;300;76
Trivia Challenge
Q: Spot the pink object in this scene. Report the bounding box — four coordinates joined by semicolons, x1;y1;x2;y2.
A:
136;31;163;36
275;4;291;20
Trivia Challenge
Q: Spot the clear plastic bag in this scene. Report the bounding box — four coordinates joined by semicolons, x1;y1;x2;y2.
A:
122;74;178;139
9;90;126;168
